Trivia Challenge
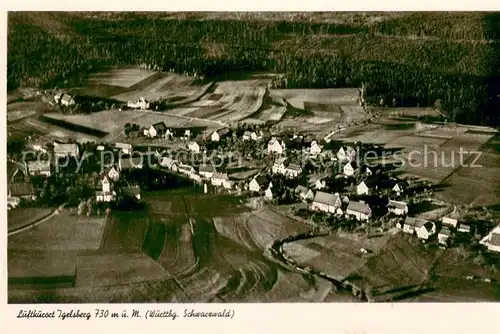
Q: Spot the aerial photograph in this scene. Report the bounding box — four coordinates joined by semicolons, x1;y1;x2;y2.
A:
6;11;500;303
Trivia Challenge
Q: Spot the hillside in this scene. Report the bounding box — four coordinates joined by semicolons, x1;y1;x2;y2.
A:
7;12;500;126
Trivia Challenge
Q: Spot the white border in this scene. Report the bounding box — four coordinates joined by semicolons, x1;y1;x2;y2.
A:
2;3;500;334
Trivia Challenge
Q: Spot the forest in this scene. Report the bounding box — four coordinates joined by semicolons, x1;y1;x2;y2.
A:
7;12;500;126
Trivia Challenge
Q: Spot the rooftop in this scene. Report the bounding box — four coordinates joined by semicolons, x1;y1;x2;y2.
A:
313;191;340;207
347;201;371;214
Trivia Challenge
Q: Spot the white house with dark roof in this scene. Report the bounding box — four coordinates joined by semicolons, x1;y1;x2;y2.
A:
145;122;167;138
267;137;284;155
53;142;79;158
387;199;408;216
438;226;452;247
356;181;370;195
480;225;500;253
343;162;355;177
188;141;201;153
416;221;436;241
311;191;341;214
310;140;322;155
346;201;372;221
249;175;270;193
401;217;425;234
199;164;216;179
295;185;314;202
96;176;116;203
211;127;231;142
285;164;302;178
457;223;472;234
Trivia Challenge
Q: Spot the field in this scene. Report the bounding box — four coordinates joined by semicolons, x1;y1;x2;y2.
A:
7;208;53;232
42;109;223;143
8;210;106;251
283;232;392;281
7;101;43;123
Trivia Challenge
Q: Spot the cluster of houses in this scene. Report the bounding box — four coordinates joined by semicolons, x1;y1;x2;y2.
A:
127;97;150;110
396;215;474;247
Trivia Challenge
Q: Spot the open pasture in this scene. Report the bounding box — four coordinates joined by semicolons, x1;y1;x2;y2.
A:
8;208;53;232
87;67;157;88
8;250;77;280
269;88;360;109
8;210;107;252
75;252;170;287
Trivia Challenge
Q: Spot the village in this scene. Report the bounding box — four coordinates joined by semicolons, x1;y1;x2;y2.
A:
8;94;500;257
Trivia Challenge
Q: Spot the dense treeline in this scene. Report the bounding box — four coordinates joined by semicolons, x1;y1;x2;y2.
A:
7;12;500;126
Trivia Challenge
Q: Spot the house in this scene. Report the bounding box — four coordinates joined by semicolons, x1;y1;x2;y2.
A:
199;164;216;179
310;140;322;155
311;191;341;214
337;146;356;162
416;221;437;241
346;201;372;221
53;143;79;158
8;183;36;201
96;145;105;151
295;185;314;202
178;164;196;176
242;131;253;141
211;128;231;142
118;156;143;171
243;131;262;141
401;217;428;234
264;187;274;201
211;172;229;187
95;176;116;203
356;181;370;195
387;200;408;216
272;157;288;175
60;93;75;107
285;164;302;178
54;93;62;103
188;141;201;153
183;129;191;139
146;122;167;138
480;225;500;253
442;217;458;229
438;227;452;247
114;142;133;155
27;160;51;177
123;186;141;201
159;157;178;171
7;196;21;210
315;179;326;190
457;223;472;234
365;167;373;176
343;162;355;177
249;175;270;193
392;183;404;196
267;137;284;155
127;97;149;110
106;166;120;181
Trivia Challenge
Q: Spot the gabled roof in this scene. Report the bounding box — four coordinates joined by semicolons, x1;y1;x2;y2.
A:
160;157;176;168
442;217;458;227
61;94;73;103
347;201;371;214
215;127;231;137
199;164;215;173
243;131;253;137
295;185;309;194
313;191;340;207
115;142;132;150
151;122;167;132
388;199;408;210
286;163;302;172
490;233;500;246
357;180;369;188
27;160;50;171
439;226;452;236
178;164;195;173
212;172;229;180
404;217;428;228
254;175;270;186
53;143;78;155
423;222;436;233
9;183;35;197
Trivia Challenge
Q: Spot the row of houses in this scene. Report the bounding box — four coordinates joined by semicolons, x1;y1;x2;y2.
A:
398;216;473;246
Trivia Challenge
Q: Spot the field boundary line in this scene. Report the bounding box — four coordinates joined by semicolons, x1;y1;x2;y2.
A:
8;203;67;236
